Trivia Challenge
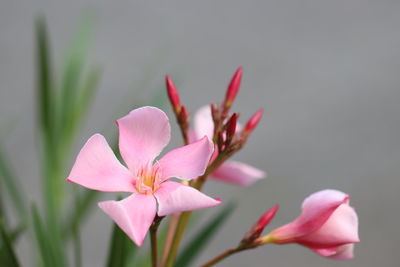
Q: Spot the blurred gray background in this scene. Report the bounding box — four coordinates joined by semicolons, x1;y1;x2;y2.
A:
1;0;399;266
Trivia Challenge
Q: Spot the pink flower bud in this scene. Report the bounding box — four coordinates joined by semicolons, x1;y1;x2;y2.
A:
166;75;181;113
265;190;359;260
224;67;243;109
242;205;279;243
243;109;263;135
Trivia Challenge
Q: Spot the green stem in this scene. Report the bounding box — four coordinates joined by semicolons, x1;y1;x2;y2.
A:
161;214;180;265
200;247;241;267
150;216;163;267
164;211;192;267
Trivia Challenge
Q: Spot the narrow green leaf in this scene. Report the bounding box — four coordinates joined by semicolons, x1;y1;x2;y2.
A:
105;196;137;267
35;16;65;232
35;15;55;145
175;202;237;267
0;220;20;267
0;143;26;220
32;205;58;267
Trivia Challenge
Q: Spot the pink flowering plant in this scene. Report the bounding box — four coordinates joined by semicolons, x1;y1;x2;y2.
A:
66;67;359;267
0;19;359;267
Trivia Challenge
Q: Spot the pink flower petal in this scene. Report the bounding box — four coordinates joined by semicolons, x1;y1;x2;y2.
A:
312;246;340;257
298;203;359;247
271;190;349;243
116;106;170;171
158;136;214;181
211;160;266;186
98;194;157;246
313;244;354;260
67;134;135;192
193;105;243;141
328;244;354;260
194;105;214;140
154;181;221;216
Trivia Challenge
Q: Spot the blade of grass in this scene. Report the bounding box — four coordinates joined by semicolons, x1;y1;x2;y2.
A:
0;220;20;267
175;202;236;267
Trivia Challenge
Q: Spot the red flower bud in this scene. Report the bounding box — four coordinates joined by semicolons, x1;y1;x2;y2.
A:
166;75;181;114
225;113;238;147
244;109;263;135
224;67;243;110
179;105;189;124
242;205;279;244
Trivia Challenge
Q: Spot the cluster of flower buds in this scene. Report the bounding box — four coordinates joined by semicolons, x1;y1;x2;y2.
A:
210;67;264;157
166;68;264;188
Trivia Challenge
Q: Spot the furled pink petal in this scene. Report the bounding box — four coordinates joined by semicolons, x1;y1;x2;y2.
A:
158;136;214;181
271;190;349;243
154;181;221;216
298;203;359;247
67;134;135;192
312;246;339;257
328;244;354;260
193;105;214;140
211;160;266;186
98;194;157;246
313;244;354;260
116;106;170;171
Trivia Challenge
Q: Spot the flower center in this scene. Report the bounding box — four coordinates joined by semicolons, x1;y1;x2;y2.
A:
135;164;162;194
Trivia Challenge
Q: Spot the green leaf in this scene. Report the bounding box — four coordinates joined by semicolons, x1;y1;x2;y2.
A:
35;15;55;146
0;220;20;267
0;143;26;220
32;205;58;267
105;220;137;267
175;202;237;267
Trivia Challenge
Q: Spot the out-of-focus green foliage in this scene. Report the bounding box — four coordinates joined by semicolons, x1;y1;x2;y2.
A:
0;13;170;266
32;205;66;267
34;16;101;267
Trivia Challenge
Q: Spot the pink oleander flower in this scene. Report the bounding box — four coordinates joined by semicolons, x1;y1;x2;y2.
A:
67;106;221;246
190;106;266;186
264;189;359;260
